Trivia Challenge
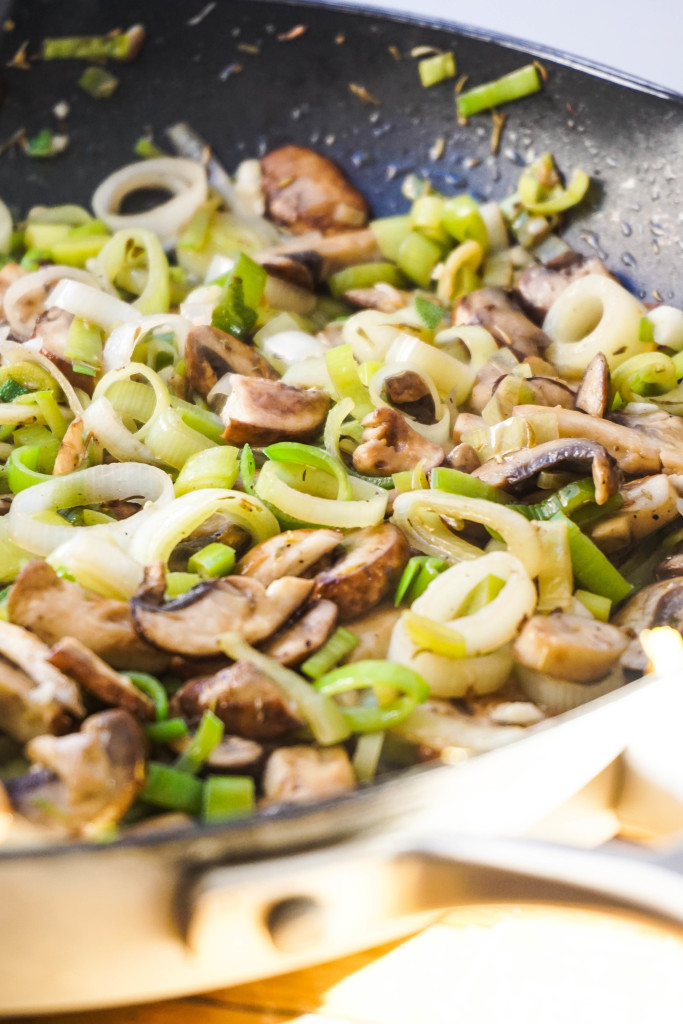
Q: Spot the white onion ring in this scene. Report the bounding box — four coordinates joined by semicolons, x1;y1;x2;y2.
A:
7;462;175;556
516;662;625;714
102;313;193;372
92;157;208;248
0;338;84;417
4;266;96;340
46;532;144;600
368;362;450;446
47;279;137;331
81;396;158;464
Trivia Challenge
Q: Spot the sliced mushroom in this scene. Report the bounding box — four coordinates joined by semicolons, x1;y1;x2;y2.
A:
171;660;303;739
0;621;84;742
590;475;679;552
453;287;550;359
613;578;683;673
344;602;401;662
53;417;88;476
655;554;683;580
260;599;338;666
7;710;146;836
8;560;169;672
523;376;575;408
257;254;316;291
352;406;445;477
612;408;683;454
384;370;436;424
512;613;628;682
257;228;382;285
445;442;481;473
131;564;314;656
179;734;264;773
575;353;610;418
261;145;369;235
512;405;666;476
514;251;612;323
469;361;506;414
237;528;343;586
344;283;411;313
313;523;410;621
46;637;155;721
40;346;99;397
473;437;619;505
33;306;73;358
262;745;355;804
220;374;331;445
185;324;278;400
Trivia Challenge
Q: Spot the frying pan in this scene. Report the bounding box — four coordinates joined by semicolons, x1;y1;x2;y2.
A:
1;0;683;1014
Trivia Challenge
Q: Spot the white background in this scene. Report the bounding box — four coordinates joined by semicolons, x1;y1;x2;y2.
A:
320;0;683;95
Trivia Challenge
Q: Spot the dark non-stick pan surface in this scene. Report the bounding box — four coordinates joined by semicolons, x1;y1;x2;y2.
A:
0;0;682;865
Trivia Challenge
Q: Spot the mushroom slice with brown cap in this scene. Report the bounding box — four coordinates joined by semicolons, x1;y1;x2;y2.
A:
237;528;343;586
313;523;410;622
612;408;683;453
7;710;146;836
512;405;666;476
352;406;445;477
171;661;303;739
656;554;683;580
575;352;611;418
196;735;263;773
8;560;169;673
261;600;339;666
514;251;612;323
453;286;550;359
473;437;620;505
185;324;278;400
131;566;314;657
344;283;411;313
0;621;84;742
613;578;683;673
262;745;355;805
221;375;331;446
261;145;369;236
53;417;88;476
46;637;155;721
590;475;679;553
512;613;628;683
446;443;481;474
256;229;382;285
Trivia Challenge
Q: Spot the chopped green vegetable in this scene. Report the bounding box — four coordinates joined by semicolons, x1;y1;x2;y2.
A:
22;129;68;159
430;466;512;504
134;137;167;159
327;262;406;298
211;252;266;340
442;195;488;249
418;51;456;88
175;710;224;775
187;542;236;578
574;589;612;622
395;555;450;606
314;660;430;732
78;66;120;98
458;574;505;615
203;775;254;824
124;671;168;721
41;24;145;62
396;230;442;288
457;63;542;118
0;379;32;403
140;762;202;815
552;512;633;604
415;294;445;330
301;627;360;679
20;248;51;271
145;718;189;744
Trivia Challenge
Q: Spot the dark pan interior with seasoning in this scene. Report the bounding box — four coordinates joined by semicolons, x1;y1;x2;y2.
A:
0;0;681;853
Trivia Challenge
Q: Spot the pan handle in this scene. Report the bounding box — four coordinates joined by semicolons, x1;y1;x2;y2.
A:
181;830;683;983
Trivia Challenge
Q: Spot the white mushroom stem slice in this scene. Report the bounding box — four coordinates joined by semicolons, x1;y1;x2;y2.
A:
92;157;208;248
11;710;146;836
512;613;628;683
3;265;97;340
590;475;679;552
0;621;84;726
237;528;343;586
262;745;355;805
391;490;542;578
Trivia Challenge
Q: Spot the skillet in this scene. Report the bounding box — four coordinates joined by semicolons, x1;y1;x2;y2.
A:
1;0;683;1013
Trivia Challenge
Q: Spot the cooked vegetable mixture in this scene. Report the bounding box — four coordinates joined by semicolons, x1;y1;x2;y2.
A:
0;140;681;842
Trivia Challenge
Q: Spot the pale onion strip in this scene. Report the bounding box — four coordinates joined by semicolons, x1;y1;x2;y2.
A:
263;275;316;316
102;313;193;372
94;228;169;315
544;274;648;377
46;532;144;600
0;338;84;417
255;461;387;529
128;488;280;566
435;241;483;303
281;356;333;392
515;662;625;714
434;324;499;374
206;371;234;405
411;552;537;656
388;620;513;698
478;201;509;252
324;396;355;462
260;330;326;370
93;363;170;443
0;405;40;425
0;199;12;253
47;279;137;331
5;266;97;340
342;308;408;363
92;158;208;248
391;490;542;579
392;702;524;753
7;463;175;556
647;305;683;351
386;333;470;400
82;396;158;464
